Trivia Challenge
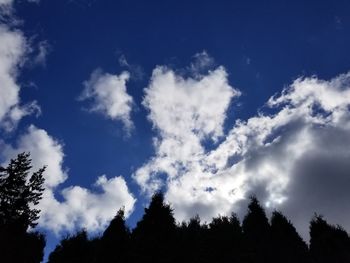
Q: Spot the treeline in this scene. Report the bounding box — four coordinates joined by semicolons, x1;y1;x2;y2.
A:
48;193;350;263
1;153;350;263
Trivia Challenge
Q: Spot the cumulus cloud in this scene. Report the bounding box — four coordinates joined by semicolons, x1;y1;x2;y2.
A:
134;56;241;210
0;0;135;234
0;125;136;234
135;62;240;193
134;59;245;220
40;174;135;234
2;125;68;188
80;69;134;133
135;55;350;240
0;0;135;235
0;25;40;131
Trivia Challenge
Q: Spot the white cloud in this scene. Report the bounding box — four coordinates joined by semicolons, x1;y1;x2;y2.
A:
80;69;134;133
39;174;136;233
135;63;240;194
2;125;68;188
143;65;238;140
0;25;40;131
0;125;136;234
135;56;350;240
0;0;135;234
0;0;13;5
0;0;135;235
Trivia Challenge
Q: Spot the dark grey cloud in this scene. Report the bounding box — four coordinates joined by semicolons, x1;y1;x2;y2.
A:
278;125;350;240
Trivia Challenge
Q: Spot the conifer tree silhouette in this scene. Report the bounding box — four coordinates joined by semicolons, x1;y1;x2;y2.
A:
310;215;350;263
178;215;210;263
208;213;242;263
0;152;45;230
47;193;350;263
132;192;177;263
242;196;271;263
270;211;308;263
0;152;46;263
97;208;130;263
24;231;46;263
48;230;94;263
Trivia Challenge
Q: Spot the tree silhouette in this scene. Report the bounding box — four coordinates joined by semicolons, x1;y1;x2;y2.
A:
47;193;350;263
132;192;177;263
0;152;45;230
208;213;242;263
4;152;350;263
178;215;210;263
23;231;46;263
0;152;46;263
242;196;271;263
48;230;94;263
96;208;130;263
310;215;350;263
270;211;308;263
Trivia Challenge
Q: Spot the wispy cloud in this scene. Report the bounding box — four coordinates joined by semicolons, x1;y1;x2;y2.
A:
32;40;50;67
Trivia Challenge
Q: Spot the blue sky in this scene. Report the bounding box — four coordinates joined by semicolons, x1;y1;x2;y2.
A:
1;0;350;259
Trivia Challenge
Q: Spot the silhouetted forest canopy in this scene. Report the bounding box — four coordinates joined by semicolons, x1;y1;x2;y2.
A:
1;153;350;263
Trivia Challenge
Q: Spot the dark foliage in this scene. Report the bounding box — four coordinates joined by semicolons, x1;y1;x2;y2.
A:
0;152;45;230
241;196;271;263
208;213;242;262
131;192;177;263
178;215;210;263
48;230;97;263
0;152;46;263
310;215;350;263
47;192;350;263
270;211;309;263
1;153;350;263
96;208;130;263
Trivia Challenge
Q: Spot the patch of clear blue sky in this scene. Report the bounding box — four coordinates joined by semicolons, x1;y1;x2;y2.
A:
8;0;350;259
